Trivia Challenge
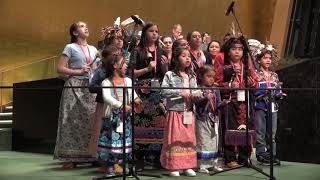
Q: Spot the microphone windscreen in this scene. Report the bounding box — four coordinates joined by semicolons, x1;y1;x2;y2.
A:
225;1;235;16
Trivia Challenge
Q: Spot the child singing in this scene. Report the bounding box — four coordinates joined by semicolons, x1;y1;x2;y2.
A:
160;47;200;177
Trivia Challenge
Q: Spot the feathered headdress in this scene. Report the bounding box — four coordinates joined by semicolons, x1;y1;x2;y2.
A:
229;22;243;39
254;42;279;68
101;17;125;41
248;39;265;57
222;22;246;54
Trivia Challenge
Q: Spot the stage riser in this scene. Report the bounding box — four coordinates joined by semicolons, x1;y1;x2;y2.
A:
12;78;64;154
0;128;12;151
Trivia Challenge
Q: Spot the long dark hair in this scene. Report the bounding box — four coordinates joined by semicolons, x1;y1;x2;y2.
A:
171;47;193;77
102;54;123;78
69;22;79;43
138;22;159;48
69;21;86;43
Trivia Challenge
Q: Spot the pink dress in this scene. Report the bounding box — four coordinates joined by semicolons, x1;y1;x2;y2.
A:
160;73;197;170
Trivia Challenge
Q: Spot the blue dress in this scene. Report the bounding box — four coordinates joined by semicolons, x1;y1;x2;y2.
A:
97;85;132;166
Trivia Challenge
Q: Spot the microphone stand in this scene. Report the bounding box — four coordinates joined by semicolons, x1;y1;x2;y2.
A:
210;3;275;180
267;87;275;180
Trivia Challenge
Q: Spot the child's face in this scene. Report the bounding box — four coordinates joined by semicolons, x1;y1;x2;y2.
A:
229;46;243;62
75;22;89;38
146;25;159;43
114;57;127;77
259;53;272;70
112;35;124;50
178;50;191;69
202;70;215;86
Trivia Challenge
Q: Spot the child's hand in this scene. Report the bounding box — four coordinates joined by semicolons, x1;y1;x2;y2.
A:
134;103;144;113
192;94;202;101
125;105;132;112
121;104;132;112
81;64;91;74
160;55;169;65
191;90;203;100
248;76;256;87
148;61;156;70
231;81;239;88
134;98;143;105
180;91;191;99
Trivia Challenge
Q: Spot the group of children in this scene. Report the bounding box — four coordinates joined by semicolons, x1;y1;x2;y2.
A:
54;20;284;177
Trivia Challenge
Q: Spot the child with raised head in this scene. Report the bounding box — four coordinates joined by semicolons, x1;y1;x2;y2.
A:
54;21;98;169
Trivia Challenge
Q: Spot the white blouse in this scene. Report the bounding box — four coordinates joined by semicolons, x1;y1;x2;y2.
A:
101;77;138;116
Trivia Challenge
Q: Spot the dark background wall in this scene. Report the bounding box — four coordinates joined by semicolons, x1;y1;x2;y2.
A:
0;0;277;70
12;78;64;153
277;59;320;163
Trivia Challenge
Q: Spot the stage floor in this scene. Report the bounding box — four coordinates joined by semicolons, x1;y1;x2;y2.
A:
0;151;319;180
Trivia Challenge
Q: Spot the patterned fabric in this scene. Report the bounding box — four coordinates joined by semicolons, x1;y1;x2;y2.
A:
214;60;257;145
160;72;197;170
224;101;256;145
256;70;279;83
128;42;167;165
54;78;97;162
134;80;166;159
195;89;221;169
196;120;219;169
97;108;132;164
255;70;281;111
160;112;197;170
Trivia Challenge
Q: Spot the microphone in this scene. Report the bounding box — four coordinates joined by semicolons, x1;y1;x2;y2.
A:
225;1;235;16
131;15;146;27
